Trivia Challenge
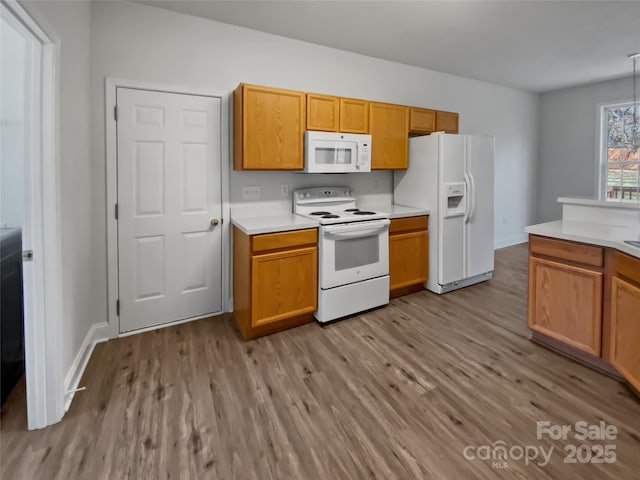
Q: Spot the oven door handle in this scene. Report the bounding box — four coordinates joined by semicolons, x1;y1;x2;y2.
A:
323;221;390;238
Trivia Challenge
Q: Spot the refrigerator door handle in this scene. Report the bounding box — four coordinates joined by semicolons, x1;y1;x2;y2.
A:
463;172;471;224
468;172;477;223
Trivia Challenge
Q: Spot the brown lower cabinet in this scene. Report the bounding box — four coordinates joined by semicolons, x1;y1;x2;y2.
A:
528;239;603;356
233;227;318;339
389;216;428;298
606;250;640;392
528;234;640;393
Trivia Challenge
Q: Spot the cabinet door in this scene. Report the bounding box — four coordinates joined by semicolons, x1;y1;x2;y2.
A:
251;247;317;327
528;256;603;355
339;98;369;133
389;230;428;291
238;84;305;170
409;107;436;134
436;111;459;133
609;276;640;391
306;94;339;131
369;102;410;169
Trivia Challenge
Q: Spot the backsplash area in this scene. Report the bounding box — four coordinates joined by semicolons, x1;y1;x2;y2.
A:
230;170;393;217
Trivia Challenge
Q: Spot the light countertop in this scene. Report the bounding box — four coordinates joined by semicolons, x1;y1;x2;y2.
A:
231;204;429;235
362;204;430;219
525;220;640;259
558;196;640;210
231;214;318;236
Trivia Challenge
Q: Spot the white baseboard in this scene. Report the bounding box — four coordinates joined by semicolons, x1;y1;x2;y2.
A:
63;322;111;412
494;234;528;250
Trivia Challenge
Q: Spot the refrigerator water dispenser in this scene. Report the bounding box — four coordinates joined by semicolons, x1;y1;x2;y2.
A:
443;182;466;217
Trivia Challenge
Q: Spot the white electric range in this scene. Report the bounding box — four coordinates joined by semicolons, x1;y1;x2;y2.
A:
294;187;391;323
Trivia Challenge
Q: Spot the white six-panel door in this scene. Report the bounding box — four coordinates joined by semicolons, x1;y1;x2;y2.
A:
116;88;222;333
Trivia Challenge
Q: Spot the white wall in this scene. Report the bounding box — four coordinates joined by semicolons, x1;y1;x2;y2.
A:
14;0;539;368
21;1;96;384
0;16;26;228
90;1;538;255
537;76;632;222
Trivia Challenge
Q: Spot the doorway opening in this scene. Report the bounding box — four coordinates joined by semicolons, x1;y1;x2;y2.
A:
0;1;63;429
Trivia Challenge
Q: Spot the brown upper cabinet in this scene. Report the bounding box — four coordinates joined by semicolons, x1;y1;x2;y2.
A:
233;84;305;170
339;98;369;134
369;102;410;169
233;82;459;170
306;93;339;132
409;107;436;134
436;110;459;133
306;95;369;134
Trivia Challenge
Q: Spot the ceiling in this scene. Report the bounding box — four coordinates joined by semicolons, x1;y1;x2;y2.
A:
138;1;640;92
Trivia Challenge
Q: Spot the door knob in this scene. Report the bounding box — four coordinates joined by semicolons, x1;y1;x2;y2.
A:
210;218;219;227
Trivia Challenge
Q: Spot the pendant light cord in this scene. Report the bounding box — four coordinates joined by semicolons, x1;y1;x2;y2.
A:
633;53;640;148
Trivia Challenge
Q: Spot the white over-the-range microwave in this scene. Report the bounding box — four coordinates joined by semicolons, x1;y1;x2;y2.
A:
303;131;372;173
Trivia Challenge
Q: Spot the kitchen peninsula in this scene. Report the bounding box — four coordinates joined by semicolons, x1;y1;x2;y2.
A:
525;197;640;394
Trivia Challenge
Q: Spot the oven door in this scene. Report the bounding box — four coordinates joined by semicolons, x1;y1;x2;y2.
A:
319;219;390;289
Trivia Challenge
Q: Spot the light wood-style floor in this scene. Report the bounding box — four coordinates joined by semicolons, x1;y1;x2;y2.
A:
2;244;640;479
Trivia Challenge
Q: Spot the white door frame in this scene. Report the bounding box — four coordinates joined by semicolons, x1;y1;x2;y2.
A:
105;79;231;338
2;0;64;429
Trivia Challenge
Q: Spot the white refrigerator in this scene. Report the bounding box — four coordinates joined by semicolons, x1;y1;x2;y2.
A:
393;133;495;294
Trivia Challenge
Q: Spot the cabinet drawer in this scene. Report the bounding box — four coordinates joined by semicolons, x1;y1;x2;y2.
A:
529;235;603;268
390;215;428;234
252;228;317;253
611;250;640;285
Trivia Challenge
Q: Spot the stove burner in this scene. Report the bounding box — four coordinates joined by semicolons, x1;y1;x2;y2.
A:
353;211;376;215
322;214;340;219
345;208;359;212
310;211;331;215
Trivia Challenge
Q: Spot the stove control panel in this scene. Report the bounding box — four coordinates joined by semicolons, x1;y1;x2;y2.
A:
294;187;354;201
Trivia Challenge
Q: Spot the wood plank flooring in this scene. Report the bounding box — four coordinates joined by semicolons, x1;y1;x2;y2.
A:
2;243;640;479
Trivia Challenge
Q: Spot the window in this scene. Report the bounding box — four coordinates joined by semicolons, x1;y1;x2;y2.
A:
601;102;639;201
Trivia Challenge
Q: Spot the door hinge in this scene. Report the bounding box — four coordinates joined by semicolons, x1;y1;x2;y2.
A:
114;105;118;122
22;250;34;262
115;203;118;220
116;299;120;316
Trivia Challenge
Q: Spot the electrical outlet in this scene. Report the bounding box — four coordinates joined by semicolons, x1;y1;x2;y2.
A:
242;186;261;200
280;184;289;197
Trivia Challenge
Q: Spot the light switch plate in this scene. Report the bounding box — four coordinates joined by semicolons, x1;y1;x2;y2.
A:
242;186;260;200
